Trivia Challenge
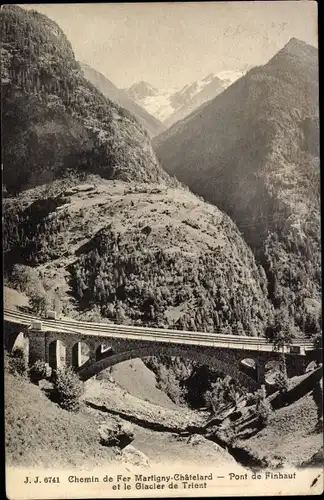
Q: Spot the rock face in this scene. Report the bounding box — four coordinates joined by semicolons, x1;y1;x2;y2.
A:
154;38;320;336
99;421;135;449
1;5;168;193
119;445;150;468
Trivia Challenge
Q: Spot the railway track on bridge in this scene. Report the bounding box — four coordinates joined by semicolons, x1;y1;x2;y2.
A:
4;308;314;354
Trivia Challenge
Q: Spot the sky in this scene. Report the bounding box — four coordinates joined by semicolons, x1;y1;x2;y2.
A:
20;2;318;90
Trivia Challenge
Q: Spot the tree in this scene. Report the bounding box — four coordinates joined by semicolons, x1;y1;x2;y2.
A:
51;367;84;412
265;309;295;385
265;309;296;349
29;291;51;316
255;385;273;426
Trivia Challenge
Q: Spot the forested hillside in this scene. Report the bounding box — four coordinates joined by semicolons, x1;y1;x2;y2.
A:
1;5;168;194
3;181;273;335
80;62;165;138
154;38;321;339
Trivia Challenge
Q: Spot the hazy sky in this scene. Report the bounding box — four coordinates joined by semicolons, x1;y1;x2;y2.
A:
21;2;318;90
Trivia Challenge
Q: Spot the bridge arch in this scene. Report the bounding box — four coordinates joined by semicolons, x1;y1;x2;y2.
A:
4;321;28;354
71;341;90;369
95;344;113;362
239;358;257;380
78;345;261;391
12;331;29;355
263;359;281;386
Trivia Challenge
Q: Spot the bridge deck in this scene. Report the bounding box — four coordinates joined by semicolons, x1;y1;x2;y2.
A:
4;308;314;354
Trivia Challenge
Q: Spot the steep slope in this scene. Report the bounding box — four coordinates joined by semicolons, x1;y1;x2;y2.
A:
80;63;165;138
3;180;273;335
2;4;276;360
1;5;168;194
154;38;320;337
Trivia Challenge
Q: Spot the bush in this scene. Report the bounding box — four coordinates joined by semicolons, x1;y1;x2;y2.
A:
255;385;273;426
313;332;322;350
274;371;289;393
256;398;273;426
10;264;43;296
29;360;52;384
51;367;84;412
203;376;246;415
8;347;28;377
29;291;51;316
245;392;258;406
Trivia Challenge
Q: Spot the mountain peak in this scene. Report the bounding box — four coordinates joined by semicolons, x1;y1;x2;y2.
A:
267;37;318;76
203;73;216;82
285;37;313;49
127;81;158;100
276;37;318;61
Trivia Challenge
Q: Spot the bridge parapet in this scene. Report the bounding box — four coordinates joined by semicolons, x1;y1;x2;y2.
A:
4;314;315;391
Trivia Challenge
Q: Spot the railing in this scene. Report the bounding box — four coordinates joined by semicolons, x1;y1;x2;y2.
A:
3;308;315;353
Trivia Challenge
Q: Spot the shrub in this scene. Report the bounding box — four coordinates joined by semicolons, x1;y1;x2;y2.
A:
255;385;273;426
8;347;28;377
256;398;273;426
245;392;258;406
29;291;51;316
51;367;84;412
29;360;52;384
274;370;289;393
10;264;43;296
313;332;322;350
203;375;246;414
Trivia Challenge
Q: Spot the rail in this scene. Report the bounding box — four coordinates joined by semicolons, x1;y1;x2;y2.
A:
3;308;315;353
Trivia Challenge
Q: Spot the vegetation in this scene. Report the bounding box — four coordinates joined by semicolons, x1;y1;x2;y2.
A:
1;4;168;194
50;367;84;412
29;360;52;384
7;347;28;377
2;7;321;426
154;38;321;341
204;375;246;414
68;223;271;333
255;386;273;426
80;62;165;138
4;182;272;335
5;370;117;468
273;370;289;394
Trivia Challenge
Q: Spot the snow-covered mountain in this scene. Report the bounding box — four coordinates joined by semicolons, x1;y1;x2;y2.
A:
126;81;182;123
125;70;246;126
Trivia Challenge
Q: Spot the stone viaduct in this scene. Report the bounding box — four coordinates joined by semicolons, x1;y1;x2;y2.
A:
4;311;317;392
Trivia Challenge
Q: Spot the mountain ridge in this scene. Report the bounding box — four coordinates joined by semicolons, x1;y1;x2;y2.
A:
125;71;245;125
154;37;320;337
80;63;165;138
2;4;274;340
1;4;168;194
